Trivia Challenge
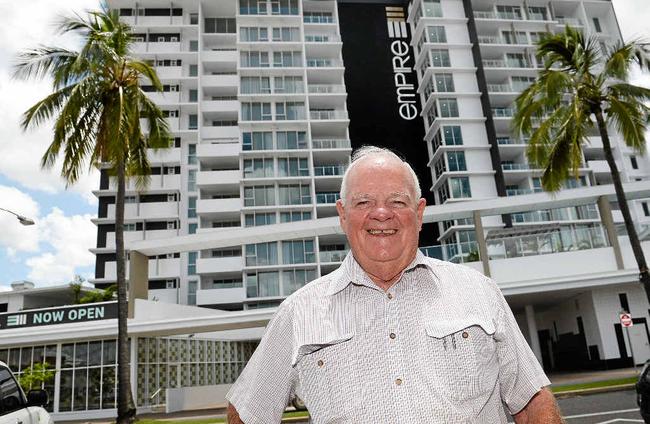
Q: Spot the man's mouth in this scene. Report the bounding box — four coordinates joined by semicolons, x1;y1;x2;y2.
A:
367;229;397;235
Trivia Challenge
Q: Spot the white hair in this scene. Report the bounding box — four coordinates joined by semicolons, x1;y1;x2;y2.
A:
339;146;422;205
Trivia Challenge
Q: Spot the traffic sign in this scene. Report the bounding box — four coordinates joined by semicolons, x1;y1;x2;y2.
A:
620;313;633;327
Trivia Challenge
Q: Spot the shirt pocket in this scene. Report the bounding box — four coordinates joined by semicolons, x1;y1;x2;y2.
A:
294;334;354;419
423;318;498;405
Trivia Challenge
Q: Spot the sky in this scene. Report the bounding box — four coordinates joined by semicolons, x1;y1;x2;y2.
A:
0;0;648;289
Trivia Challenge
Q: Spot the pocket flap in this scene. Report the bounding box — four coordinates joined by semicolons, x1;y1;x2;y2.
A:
424;317;495;339
292;333;354;366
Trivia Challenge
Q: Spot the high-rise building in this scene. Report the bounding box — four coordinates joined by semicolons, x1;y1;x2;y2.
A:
92;0;650;313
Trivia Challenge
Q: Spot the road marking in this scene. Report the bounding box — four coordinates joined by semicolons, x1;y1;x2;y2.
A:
564;408;639;419
595;419;643;424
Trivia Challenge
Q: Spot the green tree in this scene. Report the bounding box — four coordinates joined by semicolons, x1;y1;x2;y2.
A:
513;26;650;299
80;284;117;304
14;8;171;423
18;362;55;393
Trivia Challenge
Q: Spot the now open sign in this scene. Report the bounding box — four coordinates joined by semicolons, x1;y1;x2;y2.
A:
0;301;117;330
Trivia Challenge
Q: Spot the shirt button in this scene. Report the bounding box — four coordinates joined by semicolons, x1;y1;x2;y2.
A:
395;378;403;386
389;332;396;339
387;293;394;300
462;331;469;339
317;360;324;367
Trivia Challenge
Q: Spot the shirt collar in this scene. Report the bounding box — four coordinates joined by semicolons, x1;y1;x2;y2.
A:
325;249;433;296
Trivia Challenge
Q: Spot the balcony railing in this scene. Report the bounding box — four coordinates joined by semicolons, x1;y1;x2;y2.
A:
487;83;512;92
556;17;582;26
309;110;348;120
314;165;347;176
316;192;341;204
506;188;537;196
501;163;532;170
492;107;515;118
308;84;346;94
305;35;339;43
312;139;351;149
482;59;506;68
319;249;348;263
307;58;344;67
304;15;334;24
497;137;529;145
487;225;609;260
616;223;650;241
420;241;481;264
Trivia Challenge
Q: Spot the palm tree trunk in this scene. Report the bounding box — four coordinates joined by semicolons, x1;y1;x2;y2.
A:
595;109;650;303
115;160;136;423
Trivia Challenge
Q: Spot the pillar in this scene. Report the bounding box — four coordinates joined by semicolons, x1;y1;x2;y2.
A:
525;304;543;364
472;210;491;277
597;196;624;270
128;250;149;318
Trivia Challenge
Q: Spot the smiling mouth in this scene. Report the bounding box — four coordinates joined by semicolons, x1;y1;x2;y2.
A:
367;229;397;235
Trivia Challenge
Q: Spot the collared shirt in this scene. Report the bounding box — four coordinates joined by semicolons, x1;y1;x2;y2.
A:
227;251;550;423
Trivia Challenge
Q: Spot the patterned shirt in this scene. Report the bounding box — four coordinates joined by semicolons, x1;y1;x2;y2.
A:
227;251;550;423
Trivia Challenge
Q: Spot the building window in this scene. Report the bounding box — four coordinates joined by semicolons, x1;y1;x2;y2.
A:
241;76;271;94
427;26;447;43
188;196;197;218
188;280;197;305
188;144;196;164
272;27;300;42
273;51;302;67
643;202;650;217
188;223;197;234
438;98;459;117
245;212;277;226
188;252;197;275
274;76;303;93
423;0;442;17
275;102;305;120
244;185;275;206
240;51;270;67
245;242;278;266
430;49;451;67
188;170;196;191
204;18;236;33
631;155;639;170
277;131;307;149
242;132;273;151
592;17;602;33
241;102;272;121
278;157;309;177
240;26;269;42
527;6;547;21
245;271;280;298
496;5;522;20
443;126;463;145
280;211;311;222
243;158;274;178
449;177;472;198
282;269;317;296
278;184;311;205
189;64;198;77
447;151;467;171
188;114;197;130
434;73;454;92
282;239;315;264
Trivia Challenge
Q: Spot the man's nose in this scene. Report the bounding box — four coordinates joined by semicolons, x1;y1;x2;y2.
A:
368;204;393;220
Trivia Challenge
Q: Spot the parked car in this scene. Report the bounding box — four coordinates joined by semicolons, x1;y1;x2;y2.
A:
636;360;650;423
0;361;52;424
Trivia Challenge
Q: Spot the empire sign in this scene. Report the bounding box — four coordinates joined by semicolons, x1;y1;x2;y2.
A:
385;6;418;120
0;301;117;330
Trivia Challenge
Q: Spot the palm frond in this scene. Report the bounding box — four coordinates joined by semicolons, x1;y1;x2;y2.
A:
606;96;648;153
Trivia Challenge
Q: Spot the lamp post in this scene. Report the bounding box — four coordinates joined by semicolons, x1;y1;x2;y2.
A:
0;207;35;226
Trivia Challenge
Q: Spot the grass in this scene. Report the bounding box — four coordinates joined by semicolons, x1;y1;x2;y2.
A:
136;410;310;424
551;376;638;393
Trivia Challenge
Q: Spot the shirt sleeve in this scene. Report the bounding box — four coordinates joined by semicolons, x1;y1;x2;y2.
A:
225;301;297;423
490;281;551;415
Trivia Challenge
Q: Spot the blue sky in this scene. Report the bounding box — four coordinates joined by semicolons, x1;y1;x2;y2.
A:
0;0;648;289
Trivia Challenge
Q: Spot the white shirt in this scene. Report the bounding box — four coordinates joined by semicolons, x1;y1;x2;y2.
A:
227;251;550;423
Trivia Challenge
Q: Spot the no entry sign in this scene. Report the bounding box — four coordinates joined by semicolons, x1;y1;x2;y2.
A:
620;313;633;327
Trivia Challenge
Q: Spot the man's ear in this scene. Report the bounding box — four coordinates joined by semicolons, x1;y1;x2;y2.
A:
416;198;426;231
336;199;346;227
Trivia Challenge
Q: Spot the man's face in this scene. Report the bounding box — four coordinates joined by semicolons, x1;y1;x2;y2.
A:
336;156;426;276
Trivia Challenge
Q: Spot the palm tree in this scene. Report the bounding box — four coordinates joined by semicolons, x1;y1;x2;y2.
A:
513;25;650;301
14;8;171;423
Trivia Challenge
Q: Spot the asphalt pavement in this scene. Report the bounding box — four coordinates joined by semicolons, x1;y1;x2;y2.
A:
559;390;644;424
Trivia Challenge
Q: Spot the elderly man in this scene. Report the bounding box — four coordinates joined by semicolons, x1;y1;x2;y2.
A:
226;146;562;423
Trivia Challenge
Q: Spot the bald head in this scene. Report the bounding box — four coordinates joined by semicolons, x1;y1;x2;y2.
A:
340;146;421;205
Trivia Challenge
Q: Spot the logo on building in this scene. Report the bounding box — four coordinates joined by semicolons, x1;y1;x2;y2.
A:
6;314;27;327
385;7;418;121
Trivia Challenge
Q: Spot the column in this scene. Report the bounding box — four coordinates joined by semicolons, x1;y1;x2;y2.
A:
472;210;491;277
597;196;624;269
525;304;543;364
128;250;149;318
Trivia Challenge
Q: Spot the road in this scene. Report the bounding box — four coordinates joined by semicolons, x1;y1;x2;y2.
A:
558;390;644;424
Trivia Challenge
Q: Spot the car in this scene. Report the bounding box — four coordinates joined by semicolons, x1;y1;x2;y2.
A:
637;360;650;423
0;361;52;424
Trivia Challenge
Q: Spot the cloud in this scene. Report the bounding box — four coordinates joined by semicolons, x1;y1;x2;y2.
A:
25;207;96;284
0;0;100;204
0;186;41;254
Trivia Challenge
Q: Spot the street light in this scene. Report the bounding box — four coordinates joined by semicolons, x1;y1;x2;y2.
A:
0;207;35;226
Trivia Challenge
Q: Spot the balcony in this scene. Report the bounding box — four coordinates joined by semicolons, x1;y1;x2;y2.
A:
196;286;246;305
308;84;346;94
201;74;238;87
104;257;180;280
202;49;238;63
106;229;178;249
505;188;537;196
492;107;515;118
202;125;239;139
420;242;480;264
316;192;340;204
148;147;181;164
314;164;346;176
107;202;178;220
497;137;529;145
310;110;348;120
197;142;239;158
588;160;610;174
196;256;243;274
304;15;334;24
501;163;532;171
312;139;351;149
197;170;240;187
201;100;239;113
556;17;583;26
319;249;348;263
196;198;240;214
487;83;513;92
307;58;344;68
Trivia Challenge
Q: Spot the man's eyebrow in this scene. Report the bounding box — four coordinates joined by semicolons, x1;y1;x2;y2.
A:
388;192;412;199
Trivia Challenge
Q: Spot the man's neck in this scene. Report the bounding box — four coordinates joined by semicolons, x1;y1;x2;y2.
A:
356;254;417;292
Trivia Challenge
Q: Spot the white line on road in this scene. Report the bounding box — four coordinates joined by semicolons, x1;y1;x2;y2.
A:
564;408;639;419
595;419;643;423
